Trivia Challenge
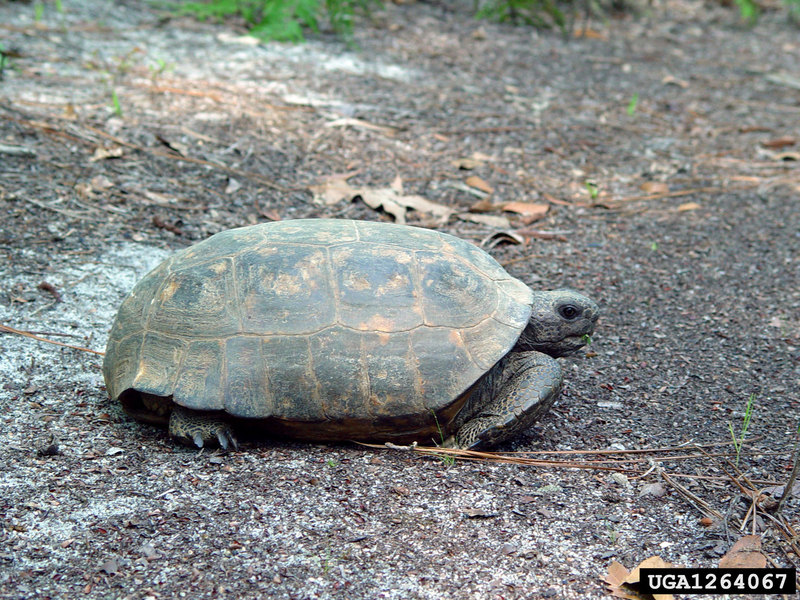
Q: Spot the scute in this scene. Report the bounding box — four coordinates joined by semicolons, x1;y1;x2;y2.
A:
104;219;535;428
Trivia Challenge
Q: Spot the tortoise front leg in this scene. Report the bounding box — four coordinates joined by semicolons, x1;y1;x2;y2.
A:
169;405;239;451
444;352;562;450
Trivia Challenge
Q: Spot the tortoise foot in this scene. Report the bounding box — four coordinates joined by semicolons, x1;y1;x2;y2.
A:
169;405;239;451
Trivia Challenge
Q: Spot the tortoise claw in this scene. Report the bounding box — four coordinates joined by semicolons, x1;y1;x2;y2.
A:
216;428;239;452
169;405;238;451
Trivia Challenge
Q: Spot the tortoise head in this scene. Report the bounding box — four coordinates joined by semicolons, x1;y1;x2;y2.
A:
516;289;600;357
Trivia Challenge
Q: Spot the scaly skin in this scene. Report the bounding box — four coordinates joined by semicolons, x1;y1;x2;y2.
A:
442;352;562;449
444;289;598;449
169;405;238;451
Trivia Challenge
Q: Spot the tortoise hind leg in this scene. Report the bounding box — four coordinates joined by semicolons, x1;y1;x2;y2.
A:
444;352;562;450
169;405;239;451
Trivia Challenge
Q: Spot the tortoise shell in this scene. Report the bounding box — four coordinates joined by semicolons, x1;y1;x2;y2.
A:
103;219;534;439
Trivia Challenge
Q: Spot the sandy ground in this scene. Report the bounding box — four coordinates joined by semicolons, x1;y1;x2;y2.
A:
1;0;799;598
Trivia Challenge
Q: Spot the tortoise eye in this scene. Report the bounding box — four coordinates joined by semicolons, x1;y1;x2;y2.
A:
559;304;580;320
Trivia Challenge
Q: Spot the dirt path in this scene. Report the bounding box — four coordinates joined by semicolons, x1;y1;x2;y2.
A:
1;1;799;598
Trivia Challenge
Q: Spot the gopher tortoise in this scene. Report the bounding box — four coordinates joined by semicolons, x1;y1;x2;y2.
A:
103;219;599;450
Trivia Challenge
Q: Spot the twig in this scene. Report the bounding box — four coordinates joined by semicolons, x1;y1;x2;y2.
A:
660;469;726;522
0;324;103;356
609;186;734;205
776;432;800;514
18;195;89;219
82;124;291;192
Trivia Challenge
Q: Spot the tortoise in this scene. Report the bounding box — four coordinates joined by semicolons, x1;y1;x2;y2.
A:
103;218;599;450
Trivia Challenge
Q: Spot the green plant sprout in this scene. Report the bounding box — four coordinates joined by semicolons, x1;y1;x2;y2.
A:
734;0;760;23
0;44;8;79
604;519;618;544
431;410;455;466
110;88;123;117
584;181;599;200
626;93;639;116
728;393;755;465
175;0;376;43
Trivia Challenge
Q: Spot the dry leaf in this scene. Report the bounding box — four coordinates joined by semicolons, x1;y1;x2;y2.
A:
308;173;359;205
640;182;670;194
311;174;453;224
501;201;549;223
465;175;493;194
661;75;689;88
225;178;241;195
481;230;525;248
90;175;114;191
718;534;766;569
574;27;608;40
677;202;701;211
605;557;675;600
358;176;454;224
761;136;796;149
90;146;124;162
472;27;487;40
773;151;799;161
469;199;498;213
142;190;176;206
457;213;510;228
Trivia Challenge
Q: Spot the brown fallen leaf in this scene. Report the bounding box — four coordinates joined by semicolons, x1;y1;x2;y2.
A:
604;557;675;600
481;230;525;248
468;199;498;213
308;172;359;206
310;174;457;224
457;213;510;228
718;534;766;569
90;175;114;191
677;202;701;212
574;27;608;40
90;145;124;162
225;177;241;195
640;181;670;194
357;176;455;224
661;75;689;88
501;201;549;223
761;136;796;149
465;175;493;194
